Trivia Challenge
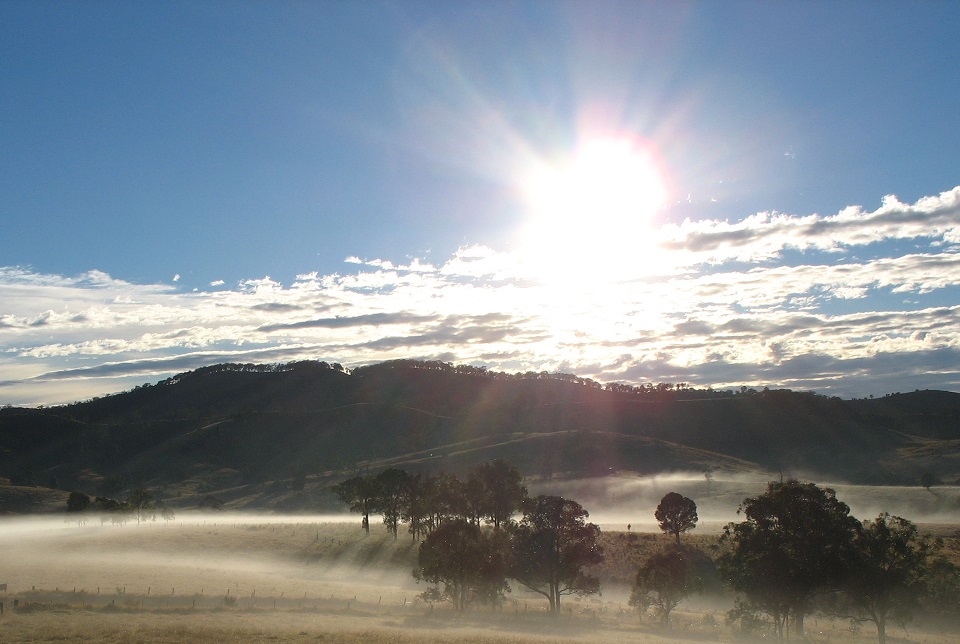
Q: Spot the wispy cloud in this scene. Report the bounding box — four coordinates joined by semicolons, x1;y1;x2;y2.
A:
2;188;959;405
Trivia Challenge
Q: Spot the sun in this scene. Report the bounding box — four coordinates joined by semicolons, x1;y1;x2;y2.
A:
517;136;668;285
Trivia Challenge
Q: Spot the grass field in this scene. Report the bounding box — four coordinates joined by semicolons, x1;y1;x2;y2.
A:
1;514;959;642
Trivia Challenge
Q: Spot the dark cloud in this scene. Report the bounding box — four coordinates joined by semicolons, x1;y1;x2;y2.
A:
354;313;530;352
719;318;766;333
251;302;307;313
258;312;435;332
664;226;762;253
29;312;51;327
673;320;715;335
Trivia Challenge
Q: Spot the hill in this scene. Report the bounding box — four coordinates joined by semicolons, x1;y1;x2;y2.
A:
1;360;959;511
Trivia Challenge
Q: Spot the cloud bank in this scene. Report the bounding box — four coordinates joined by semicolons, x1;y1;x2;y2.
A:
2;188;960;405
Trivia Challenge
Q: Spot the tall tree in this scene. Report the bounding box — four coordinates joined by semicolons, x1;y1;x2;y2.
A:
375;468;410;540
469;459;528;528
919;472;941;493
719;480;860;639
66;491;91;513
924;556;960;617
509;495;604;614
428;471;468;528
654;492;698;543
838;514;931;644
332;474;380;534
402;472;432;542
414;519;509;611
630;545;702;626
127;487;155;526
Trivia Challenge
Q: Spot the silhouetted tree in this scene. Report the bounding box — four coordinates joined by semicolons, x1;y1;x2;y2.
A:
375;468;410;540
630;544;702;626
919;471;941;493
402;472;432;542
924;556;960;617
93;496;123;512
468;459;527;528
414;519;509;611
703;467;715;497
428;471;468;528
655;492;698;543
332;474;379;534
719;480;860;639
127;487;155;525
509;495;604;614
837;514;931;644
66;491;91;513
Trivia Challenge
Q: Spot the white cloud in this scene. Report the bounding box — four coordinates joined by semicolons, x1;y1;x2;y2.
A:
657;187;960;266
2;187;960;405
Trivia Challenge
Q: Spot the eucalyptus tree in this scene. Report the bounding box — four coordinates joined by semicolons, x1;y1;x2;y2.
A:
468;459;527;528
332;474;380;534
839;514;931;644
719;480;860;639
414;519;509;611
509;495;604;614
375;468;411;539
654;492;698;544
630;545;701;626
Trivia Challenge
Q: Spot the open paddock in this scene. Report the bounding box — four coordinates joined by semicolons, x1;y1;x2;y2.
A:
0;514;958;642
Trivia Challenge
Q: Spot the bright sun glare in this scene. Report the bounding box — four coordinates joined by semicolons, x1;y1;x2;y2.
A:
518;136;668;285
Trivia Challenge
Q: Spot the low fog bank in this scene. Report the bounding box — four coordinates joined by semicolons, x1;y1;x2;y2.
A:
0;512;358;540
0;512;419;604
4;475;958;539
532;473;960;530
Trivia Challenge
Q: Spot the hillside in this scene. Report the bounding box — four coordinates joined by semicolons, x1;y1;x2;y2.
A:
1;360;959;512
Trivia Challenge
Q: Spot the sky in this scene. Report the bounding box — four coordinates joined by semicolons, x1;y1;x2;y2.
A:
2;1;960;406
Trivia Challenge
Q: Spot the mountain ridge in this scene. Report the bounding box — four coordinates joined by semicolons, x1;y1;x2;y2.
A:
2;360;959;512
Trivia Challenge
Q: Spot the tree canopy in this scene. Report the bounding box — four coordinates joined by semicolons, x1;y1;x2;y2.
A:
839;514;931;644
719;480;861;638
509;495;604;614
630;544;702;626
655;492;698;543
331;474;381;534
414;519;509;611
468;459;527;529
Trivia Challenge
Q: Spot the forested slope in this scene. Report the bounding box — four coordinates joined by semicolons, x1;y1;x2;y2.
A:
1;360;958;506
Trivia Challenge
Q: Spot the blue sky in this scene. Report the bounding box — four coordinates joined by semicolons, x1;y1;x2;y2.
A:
2;1;960;405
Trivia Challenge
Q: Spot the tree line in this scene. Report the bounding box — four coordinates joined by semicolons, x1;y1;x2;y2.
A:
332;460;603;613
634;482;960;643
333;464;960;642
66;488;174;526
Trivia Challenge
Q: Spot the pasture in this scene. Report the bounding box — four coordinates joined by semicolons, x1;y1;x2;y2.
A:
1;514;958;642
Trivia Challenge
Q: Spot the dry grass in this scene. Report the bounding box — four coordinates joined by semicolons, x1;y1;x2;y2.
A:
1;516;959;643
